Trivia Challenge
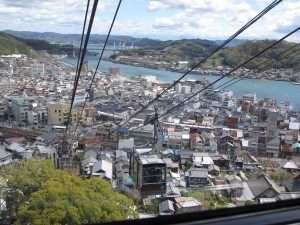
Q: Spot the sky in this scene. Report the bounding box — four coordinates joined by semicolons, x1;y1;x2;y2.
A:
0;0;299;41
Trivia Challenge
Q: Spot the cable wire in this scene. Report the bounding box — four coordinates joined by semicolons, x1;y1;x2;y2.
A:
162;43;300;117
111;0;283;134
70;0;122;142
158;27;300;120
63;0;99;141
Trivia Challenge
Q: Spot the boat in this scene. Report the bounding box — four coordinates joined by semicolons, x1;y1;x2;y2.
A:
292;82;300;85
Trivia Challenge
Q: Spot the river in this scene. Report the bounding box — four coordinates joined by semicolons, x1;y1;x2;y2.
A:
62;44;300;109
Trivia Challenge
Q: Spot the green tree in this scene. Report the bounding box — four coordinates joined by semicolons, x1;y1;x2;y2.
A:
17;176;137;225
269;170;295;181
1;158;137;224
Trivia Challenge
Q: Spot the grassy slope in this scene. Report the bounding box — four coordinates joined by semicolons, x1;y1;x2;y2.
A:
0;32;36;56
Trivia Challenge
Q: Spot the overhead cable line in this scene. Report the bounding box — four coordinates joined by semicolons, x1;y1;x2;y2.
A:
161;43;300;117
217;43;300;91
126;43;300;129
62;0;90;141
111;0;283;134
63;0;99;141
82;43;300;150
73;0;91;91
70;0;122;142
158;27;300;120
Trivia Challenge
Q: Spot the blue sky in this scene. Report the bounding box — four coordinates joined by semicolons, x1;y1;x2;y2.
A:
0;0;299;41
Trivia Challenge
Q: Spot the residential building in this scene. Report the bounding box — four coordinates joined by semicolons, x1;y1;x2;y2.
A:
174;197;202;214
246;172;280;200
10;97;31;123
242;93;257;104
278;101;293;112
187;168;209;187
266;109;278;137
0;82;17;92
47;100;70;125
129;151;166;196
30;62;44;76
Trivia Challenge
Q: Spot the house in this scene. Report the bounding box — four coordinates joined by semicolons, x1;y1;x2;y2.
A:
279;145;293;158
174;197;202;214
266;137;280;157
226;174;243;198
187;168;209;187
164;184;181;198
35;133;58;146
82;156;98;175
281;174;300;192
279;161;298;173
208;164;220;176
6;143;33;159
235;153;260;171
91;159;113;182
192;152;214;168
218;135;236;157
0;146;12;166
159;200;175;215
212;154;230;169
246;172;280;200
189;133;203;151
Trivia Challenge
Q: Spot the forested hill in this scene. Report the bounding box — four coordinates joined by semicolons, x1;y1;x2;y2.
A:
0;32;79;56
117;39;300;71
220;40;300;70
0;32;35;56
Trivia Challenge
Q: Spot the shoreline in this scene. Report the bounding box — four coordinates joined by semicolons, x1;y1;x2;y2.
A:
56;55;298;85
101;58;295;84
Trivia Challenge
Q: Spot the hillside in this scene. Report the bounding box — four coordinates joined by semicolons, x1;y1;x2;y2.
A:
220;40;300;70
0;32;34;56
116;39;300;71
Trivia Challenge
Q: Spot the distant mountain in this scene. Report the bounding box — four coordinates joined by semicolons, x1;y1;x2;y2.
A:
2;30;164;47
0;32;35;56
214;39;249;47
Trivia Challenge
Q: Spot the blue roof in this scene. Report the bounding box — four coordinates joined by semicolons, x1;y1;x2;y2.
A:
118;127;128;133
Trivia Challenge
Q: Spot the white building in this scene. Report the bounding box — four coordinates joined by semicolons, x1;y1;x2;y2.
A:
278;101;293;112
10;97;31;122
175;83;182;94
27;111;38;124
181;85;191;94
242;93;257;104
118;138;134;149
177;61;189;68
30;63;44;76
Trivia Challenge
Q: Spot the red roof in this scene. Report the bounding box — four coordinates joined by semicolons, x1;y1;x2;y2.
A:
281;145;293;153
83;138;102;144
10;137;26;143
190;133;198;141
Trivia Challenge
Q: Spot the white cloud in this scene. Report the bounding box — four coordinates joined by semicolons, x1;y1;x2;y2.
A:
148;0;300;40
0;0;299;41
148;1;170;11
0;0;113;33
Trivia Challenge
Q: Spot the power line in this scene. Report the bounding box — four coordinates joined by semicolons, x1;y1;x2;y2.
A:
70;0;122;142
164;43;300;117
217;43;300;92
130;42;300;130
158;27;300;120
63;0;99;141
73;0;90;91
111;0;283;134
